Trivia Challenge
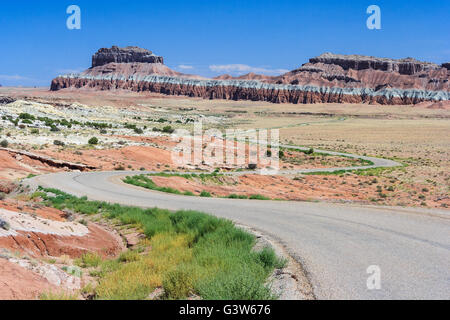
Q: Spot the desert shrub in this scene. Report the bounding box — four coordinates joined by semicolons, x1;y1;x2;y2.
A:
30;128;39;134
50;125;60;132
0;139;8;148
53;140;65;146
162;126;174;134
134;128;144;134
248;163;257;170
256;247;287;270
88;137;99;145
19;113;35;121
199;191;212;197
0;192;6;200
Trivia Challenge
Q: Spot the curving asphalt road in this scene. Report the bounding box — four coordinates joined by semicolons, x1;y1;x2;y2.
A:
28;168;450;300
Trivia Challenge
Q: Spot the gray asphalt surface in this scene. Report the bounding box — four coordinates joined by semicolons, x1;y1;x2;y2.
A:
29;170;450;300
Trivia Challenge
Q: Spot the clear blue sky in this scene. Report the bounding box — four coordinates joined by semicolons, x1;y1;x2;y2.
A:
0;0;449;87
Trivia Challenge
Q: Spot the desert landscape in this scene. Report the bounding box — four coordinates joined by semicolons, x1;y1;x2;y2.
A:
0;45;449;300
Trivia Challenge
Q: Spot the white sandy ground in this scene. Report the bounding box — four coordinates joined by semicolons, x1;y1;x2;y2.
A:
3;256;82;290
0;208;89;238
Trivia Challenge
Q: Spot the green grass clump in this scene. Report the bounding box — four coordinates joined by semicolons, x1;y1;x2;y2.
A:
227;194;248;199
304;165;401;177
249;194;271;200
124;175;274;201
118;250;142;263
75;252;103;268
39;291;78;300
123;175;183;195
199;191;212;197
38;187;282;300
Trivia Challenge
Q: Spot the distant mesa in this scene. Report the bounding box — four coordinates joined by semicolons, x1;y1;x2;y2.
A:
57;45;203;80
308;53;439;75
51;46;450;105
91;46;164;68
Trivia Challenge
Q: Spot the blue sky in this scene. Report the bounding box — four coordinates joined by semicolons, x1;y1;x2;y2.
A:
0;0;449;87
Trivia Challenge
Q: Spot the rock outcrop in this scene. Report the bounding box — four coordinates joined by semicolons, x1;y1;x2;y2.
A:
91;46;163;67
309;53;439;75
50;74;449;105
51;48;450;105
0;96;15;105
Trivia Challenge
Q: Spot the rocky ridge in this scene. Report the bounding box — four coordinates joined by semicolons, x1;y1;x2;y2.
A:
51;47;450;105
309;53;439;75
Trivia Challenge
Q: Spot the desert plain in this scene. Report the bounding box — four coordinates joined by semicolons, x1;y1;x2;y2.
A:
0;86;449;299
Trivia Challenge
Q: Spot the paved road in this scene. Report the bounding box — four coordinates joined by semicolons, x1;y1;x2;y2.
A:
29;171;450;299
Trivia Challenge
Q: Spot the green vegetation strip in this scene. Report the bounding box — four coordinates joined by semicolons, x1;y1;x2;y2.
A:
279;146;374;166
303;165;404;176
36;187;285;300
123;174;271;200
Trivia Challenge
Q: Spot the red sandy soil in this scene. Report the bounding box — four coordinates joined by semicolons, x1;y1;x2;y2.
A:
0;144;174;187
36;145;174;171
0;197;123;300
0;199;122;259
0;225;120;259
0;199;67;221
0;150;56;180
0;180;17;194
149;173;450;208
0;259;56;300
0;199;122;299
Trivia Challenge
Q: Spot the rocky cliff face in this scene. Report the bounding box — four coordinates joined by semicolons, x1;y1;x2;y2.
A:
309;53;439;75
51;74;450;105
91;46;164;67
51;48;450;105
